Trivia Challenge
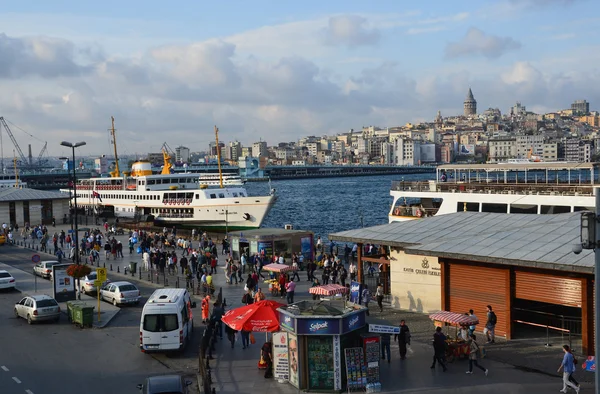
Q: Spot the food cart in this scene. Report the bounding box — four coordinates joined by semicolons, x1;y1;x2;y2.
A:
429;311;479;363
263;263;298;296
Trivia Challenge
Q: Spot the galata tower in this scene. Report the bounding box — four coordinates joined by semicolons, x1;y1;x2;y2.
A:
463;87;477;116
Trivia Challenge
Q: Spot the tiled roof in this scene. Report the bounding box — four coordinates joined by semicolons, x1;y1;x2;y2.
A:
0;188;69;202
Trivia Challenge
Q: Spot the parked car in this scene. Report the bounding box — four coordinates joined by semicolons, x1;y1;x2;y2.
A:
33;261;60;279
137;375;192;394
0;270;16;290
14;295;61;324
77;271;110;294
99;281;141;306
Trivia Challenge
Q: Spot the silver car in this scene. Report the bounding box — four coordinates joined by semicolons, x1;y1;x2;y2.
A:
14;295;61;324
77;271;110;294
100;281;141;306
33;261;60;279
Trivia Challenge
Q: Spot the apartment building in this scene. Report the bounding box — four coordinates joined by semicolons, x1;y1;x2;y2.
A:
488;137;517;162
542;143;558;161
394;138;421;166
516;134;544;158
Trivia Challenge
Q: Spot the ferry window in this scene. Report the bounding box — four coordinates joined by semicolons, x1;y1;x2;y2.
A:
148;180;155;185
210;194;216;199
142;181;145;185
481;203;508;213
195;194;199;199
218;193;225;198
510;204;537;214
240;192;245;197
233;193;238;197
541;205;570;214
456;202;479;212
574;206;591;212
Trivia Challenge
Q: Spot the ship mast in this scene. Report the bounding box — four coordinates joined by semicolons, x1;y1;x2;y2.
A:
214;125;223;189
110;116;120;177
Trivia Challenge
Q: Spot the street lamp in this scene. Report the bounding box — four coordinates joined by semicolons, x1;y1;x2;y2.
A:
59;156;73;234
60;141;86;267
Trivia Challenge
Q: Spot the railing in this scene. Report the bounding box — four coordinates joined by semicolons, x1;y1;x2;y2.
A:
512;307;581;352
391;180;594;197
391;206;439;218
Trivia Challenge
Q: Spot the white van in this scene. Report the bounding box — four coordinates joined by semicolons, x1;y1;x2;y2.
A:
139;288;197;353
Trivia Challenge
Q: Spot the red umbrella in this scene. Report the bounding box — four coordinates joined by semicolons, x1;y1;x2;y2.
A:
309;284;349;296
221;300;285;332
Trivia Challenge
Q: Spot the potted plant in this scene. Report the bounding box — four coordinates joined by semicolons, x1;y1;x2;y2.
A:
66;264;92;300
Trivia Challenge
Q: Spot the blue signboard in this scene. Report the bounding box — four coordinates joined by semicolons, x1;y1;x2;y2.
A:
300;236;313;261
296;318;340;335
341;312;366;334
279;312;296;333
349;281;362;304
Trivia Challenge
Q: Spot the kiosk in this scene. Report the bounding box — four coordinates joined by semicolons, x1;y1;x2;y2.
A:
277;300;368;391
228;228;314;263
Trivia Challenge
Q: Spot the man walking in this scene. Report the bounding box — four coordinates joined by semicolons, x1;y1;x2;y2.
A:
558;345;580;393
484;305;496;344
466;334;488;376
431;327;447;372
395;320;411;360
361;285;371;316
285;279;296;304
380;333;391;363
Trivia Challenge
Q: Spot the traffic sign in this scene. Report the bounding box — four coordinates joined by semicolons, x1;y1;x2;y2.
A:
96;268;107;283
31;254;41;263
93;280;103;288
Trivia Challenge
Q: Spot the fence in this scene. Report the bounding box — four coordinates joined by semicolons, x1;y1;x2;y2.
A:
512;307;581;352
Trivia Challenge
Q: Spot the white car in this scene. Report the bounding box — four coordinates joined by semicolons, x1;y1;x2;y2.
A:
100;281;141;306
33;261;60;279
0;270;16;290
14;295;61;324
77;271;110;294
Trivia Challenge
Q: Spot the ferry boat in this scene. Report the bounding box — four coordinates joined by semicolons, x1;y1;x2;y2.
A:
389;162;596;222
199;173;246;186
60;123;275;231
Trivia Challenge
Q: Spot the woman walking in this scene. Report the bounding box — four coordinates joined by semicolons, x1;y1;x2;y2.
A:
375;283;384;312
466;334;488;376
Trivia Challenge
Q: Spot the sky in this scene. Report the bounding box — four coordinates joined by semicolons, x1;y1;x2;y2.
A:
0;0;598;158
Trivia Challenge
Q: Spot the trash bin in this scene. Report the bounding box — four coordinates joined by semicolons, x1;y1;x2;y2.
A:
72;304;95;328
66;301;86;323
129;262;137;275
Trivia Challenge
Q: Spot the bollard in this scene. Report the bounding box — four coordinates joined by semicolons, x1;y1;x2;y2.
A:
176;277;180;288
206;356;210;369
164;273;168;286
211;388;216;394
139;268;142;280
117;266;120;273
148;270;152;282
103;262;106;269
110;264;113;271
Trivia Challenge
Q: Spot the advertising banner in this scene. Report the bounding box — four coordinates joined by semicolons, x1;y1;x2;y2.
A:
300;236;313;261
52;264;76;302
279;312;296;333
333;335;342;391
368;324;400;334
349;281;362;304
258;241;273;260
288;333;300;388
273;332;289;381
342;312;366;334
296;318;340;335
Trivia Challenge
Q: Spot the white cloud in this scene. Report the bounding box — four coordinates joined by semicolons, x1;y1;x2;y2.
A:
445;27;521;59
321;15;380;47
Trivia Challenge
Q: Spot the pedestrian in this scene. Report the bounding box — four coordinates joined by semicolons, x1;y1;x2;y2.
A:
254;288;266;303
466;334;488;376
468;309;477;336
242;290;254;306
484;305;496;344
210;301;224;339
558;345;580;393
262;341;274;378
225;324;237;349
241;329;251;349
375;283;384;312
349;261;357;282
431;327;448;372
361;284;371;316
395;320;411;360
290;260;300;281
201;295;211;324
380;333;391;363
285;279;296;304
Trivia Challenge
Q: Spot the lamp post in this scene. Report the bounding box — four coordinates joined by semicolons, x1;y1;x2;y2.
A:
60;141;86;267
59;157;74;234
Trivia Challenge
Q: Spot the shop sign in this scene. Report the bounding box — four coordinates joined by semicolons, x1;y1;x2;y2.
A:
288;333;300;388
349;281;362;304
332;335;341;391
341;312;366;334
368;324;400;334
297;318;340;335
279;312;295;333
402;257;441;276
273;332;289;381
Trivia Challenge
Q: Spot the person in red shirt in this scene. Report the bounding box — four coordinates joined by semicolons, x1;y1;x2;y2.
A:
278;273;287;298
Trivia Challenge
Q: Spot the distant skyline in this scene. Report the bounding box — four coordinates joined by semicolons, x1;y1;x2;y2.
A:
0;0;598;157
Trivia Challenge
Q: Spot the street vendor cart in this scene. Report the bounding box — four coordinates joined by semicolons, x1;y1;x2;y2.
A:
429;311;479;363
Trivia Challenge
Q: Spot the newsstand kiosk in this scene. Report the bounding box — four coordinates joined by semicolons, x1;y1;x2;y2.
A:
277;300;368;392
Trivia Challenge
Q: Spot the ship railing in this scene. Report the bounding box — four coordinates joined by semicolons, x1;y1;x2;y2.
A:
392;180;594;196
391;206;439;218
158;213;194;219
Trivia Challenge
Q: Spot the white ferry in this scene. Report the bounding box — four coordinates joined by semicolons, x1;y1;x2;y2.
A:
63;161;275;230
389;162;596;222
199;173;246;186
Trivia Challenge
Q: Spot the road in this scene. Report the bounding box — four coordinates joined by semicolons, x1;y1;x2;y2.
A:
0;246;201;394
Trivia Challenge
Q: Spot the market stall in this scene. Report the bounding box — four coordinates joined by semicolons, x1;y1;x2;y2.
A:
227;228;314;262
277;300;368;391
429;311;479;362
262;263;298;273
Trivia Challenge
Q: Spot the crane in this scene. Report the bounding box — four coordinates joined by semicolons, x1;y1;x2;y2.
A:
0;117;48;169
0;117;28;166
37;142;48;166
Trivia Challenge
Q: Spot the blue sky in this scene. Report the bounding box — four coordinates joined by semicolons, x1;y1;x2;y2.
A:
0;0;598;156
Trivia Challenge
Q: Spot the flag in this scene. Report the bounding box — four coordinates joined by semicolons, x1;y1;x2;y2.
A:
92;191;102;202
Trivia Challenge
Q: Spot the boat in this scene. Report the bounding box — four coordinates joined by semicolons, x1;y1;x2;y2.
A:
198;172;246;187
60;122;276;231
389;162;596;222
